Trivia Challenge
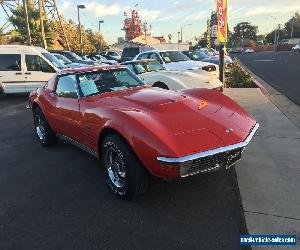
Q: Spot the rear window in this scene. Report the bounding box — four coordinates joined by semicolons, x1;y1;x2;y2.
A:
0;54;21;71
122;48;139;57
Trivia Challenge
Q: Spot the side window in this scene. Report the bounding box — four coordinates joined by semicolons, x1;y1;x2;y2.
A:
137;53;148;60
0;54;21;71
149;53;163;64
56;75;77;98
25;55;55;73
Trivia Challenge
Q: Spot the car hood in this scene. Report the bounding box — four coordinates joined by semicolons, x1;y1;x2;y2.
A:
164;60;215;70
142;70;222;89
89;87;256;156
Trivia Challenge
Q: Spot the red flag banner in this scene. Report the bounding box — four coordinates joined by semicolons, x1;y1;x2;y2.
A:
216;0;228;43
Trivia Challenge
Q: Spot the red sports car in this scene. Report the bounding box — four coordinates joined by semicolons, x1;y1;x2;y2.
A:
28;65;259;199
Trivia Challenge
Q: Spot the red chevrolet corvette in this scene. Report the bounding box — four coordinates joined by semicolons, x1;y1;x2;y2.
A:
28;65;259;199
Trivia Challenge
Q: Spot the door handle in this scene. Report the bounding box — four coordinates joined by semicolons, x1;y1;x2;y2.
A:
15;72;22;75
25;72;31;75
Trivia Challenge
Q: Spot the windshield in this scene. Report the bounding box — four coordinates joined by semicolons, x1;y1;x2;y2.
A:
134;61;164;74
189;51;209;60
159;51;190;63
78;69;144;97
54;54;72;64
42;52;66;69
70;52;83;60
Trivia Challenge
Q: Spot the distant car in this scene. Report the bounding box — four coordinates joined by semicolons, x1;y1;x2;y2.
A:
122;59;223;91
52;53;86;68
244;49;254;53
133;50;219;78
49;50;100;66
28;65;259;199
101;51;121;61
292;44;300;52
182;50;233;75
121;46;152;62
87;54;117;65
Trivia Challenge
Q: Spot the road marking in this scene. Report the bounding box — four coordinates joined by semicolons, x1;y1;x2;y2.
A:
253;60;274;62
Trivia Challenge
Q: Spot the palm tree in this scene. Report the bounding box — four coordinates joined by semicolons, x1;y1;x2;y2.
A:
0;21;10;44
9;5;55;46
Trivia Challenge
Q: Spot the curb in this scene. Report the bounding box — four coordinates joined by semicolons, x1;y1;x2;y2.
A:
235;58;300;130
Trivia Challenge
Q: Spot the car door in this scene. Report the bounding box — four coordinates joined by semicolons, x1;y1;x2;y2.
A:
24;54;56;92
51;75;82;142
0;53;25;93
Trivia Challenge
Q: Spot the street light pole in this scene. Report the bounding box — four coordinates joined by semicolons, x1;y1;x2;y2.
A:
99;20;104;51
178;31;180;50
180;24;192;43
77;4;85;55
270;15;278;52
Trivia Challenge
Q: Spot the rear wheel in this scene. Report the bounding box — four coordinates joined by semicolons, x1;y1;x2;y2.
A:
102;134;149;199
33;107;57;147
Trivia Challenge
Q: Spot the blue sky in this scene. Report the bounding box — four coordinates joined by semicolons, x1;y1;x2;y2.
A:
2;0;300;44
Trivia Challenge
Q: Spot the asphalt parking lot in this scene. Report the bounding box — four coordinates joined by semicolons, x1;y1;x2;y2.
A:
0;94;249;250
235;51;300;106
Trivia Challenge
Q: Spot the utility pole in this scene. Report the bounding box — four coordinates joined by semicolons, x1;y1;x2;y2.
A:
177;31;180;50
291;17;294;39
38;0;47;49
22;0;31;45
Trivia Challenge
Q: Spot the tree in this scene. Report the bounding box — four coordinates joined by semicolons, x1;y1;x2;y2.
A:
9;5;55;46
231;22;258;46
51;18;108;54
284;12;300;38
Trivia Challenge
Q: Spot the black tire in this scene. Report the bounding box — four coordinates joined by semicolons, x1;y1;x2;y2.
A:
153;82;169;90
33;107;58;147
102;134;149;200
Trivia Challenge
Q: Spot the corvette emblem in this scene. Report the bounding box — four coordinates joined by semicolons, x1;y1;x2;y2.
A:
198;100;208;110
226;128;234;133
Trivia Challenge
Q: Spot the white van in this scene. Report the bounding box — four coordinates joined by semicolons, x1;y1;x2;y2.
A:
0;45;65;94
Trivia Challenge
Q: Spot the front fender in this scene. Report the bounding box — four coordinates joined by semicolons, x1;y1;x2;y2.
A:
91;108;180;178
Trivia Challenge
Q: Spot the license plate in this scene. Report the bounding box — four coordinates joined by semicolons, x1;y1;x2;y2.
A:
226;149;242;169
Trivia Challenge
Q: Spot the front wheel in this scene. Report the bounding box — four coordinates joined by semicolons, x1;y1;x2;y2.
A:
33;107;57;147
102;134;149;199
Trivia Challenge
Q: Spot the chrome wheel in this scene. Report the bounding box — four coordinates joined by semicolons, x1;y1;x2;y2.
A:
34;115;45;142
104;143;126;188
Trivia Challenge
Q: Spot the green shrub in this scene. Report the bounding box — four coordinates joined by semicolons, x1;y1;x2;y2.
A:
226;61;257;88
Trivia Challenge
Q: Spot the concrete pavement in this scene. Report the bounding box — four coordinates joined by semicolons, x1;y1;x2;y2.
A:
225;88;300;247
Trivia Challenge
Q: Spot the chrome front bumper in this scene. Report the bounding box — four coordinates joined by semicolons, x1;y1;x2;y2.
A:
157;123;259;177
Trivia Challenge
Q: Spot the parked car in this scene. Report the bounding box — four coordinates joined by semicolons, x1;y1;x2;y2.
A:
244;49;254;53
121;46;152;62
0;45;65;94
52;53;86;68
182;50;233;75
101;51;121;61
87;54;117;65
292;44;300;52
49;50;100;66
122;59;223;91
28;65;259;199
133;50;219;78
